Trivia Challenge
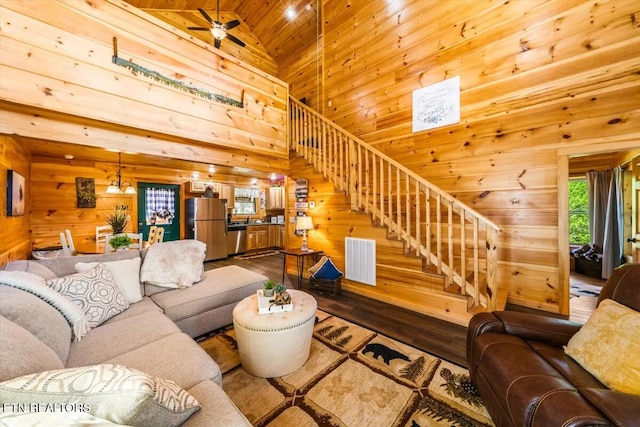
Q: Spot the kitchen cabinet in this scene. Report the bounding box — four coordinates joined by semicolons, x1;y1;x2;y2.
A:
190;180;219;193
247;225;269;251
265;187;285;210
220;184;234;202
269;224;284;248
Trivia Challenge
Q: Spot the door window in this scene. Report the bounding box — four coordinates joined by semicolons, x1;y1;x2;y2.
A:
145;187;176;225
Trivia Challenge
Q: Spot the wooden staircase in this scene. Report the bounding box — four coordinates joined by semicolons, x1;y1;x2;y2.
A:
289;97;505;316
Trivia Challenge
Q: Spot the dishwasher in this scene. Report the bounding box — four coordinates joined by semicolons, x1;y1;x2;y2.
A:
227;225;247;255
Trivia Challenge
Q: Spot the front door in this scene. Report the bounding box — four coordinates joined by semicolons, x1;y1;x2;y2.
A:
137;183;180;242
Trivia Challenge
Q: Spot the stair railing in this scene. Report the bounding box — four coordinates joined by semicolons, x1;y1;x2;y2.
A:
289;97;501;311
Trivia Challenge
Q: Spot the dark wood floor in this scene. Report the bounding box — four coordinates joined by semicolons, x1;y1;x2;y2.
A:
205;252;469;367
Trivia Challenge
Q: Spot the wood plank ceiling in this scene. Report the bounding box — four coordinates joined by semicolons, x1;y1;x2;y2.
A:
23;0;320;174
123;0;320;75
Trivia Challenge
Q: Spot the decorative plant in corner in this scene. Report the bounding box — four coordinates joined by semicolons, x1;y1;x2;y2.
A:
109;234;132;251
263;279;276;297
104;203;129;234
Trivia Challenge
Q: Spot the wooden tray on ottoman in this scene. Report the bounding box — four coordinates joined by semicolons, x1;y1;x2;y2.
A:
309;276;341;296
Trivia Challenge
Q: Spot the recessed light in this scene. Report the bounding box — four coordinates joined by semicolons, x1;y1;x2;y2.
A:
192;172;200;179
64;154;74;160
208;165;216;173
285;7;296;19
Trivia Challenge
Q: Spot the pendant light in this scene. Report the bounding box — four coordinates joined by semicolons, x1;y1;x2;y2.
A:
106;152;136;194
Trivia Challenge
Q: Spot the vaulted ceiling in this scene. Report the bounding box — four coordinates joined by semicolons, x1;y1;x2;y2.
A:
124;0;320;76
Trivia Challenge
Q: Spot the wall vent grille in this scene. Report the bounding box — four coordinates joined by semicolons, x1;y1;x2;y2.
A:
345;237;376;286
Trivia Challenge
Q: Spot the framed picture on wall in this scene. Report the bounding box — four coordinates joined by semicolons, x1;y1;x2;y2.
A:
7;170;26;216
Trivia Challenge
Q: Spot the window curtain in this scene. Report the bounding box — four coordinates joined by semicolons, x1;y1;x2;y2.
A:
602;166;623;279
145;188;176;221
586;170;611;248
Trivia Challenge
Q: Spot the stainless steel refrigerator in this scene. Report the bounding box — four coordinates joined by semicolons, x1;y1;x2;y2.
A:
185;198;228;261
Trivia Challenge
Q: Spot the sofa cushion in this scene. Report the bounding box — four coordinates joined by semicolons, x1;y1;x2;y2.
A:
46;265;129;329
0;316;64;381
0;286;71;363
0;271;89;341
473;331;608;426
101;296;162;325
182;380;251;427
565;299;640;395
1;260;57;280
105;333;222;389
66;310;180;367
33;250;142;278
75;257;143;304
150;265;267;324
0;364;200;426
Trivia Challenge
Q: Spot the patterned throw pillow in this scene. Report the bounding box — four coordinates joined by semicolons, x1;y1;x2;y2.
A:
46;264;129;328
0;364;201;426
75;257;143;304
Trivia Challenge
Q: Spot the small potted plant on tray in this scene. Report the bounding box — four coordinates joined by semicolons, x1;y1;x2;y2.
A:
263;279;276;297
109;234;132;251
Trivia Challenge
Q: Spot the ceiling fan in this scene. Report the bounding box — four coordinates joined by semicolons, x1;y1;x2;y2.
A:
187;1;246;49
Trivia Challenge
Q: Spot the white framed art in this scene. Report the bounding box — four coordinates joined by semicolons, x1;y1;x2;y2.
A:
412;75;460;133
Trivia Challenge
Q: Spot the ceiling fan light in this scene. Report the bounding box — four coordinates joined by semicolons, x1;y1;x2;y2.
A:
211;25;226;40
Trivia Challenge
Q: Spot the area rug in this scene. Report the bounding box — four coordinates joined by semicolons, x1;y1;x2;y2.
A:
570;282;602;299
198;311;494;427
234;250;281;260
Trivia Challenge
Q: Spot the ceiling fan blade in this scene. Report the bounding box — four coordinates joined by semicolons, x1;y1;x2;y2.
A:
226;34;246;48
198;8;214;24
225;20;240;30
214;38;222;49
187;27;211;31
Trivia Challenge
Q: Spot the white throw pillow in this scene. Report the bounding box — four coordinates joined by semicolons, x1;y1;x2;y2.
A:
75;257;142;304
46;265;129;329
0;364;200;426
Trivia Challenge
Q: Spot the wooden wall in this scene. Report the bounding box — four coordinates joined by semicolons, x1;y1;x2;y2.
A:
279;38;322;111
0;135;31;264
287;0;640;316
0;0;289;169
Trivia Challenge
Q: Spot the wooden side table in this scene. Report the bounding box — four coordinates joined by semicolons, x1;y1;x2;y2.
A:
281;248;324;289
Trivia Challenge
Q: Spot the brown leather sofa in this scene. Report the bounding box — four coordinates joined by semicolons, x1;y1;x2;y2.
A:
467;263;640;427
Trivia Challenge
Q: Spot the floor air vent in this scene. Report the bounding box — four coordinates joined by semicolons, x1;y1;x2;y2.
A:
345;237;376;286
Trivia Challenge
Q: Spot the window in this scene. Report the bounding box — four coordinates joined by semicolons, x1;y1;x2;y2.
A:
568;178;589;245
145;187;176;225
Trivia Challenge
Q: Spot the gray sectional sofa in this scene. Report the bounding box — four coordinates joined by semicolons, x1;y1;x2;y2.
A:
0;246;268;426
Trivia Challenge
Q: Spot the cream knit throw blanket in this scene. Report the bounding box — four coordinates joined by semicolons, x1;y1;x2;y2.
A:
0;271;89;341
140;240;206;288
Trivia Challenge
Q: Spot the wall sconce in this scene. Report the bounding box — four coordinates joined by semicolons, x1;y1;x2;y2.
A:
296;215;314;251
105;152;136;194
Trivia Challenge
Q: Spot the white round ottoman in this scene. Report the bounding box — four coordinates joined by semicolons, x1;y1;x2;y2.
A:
233;289;317;378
